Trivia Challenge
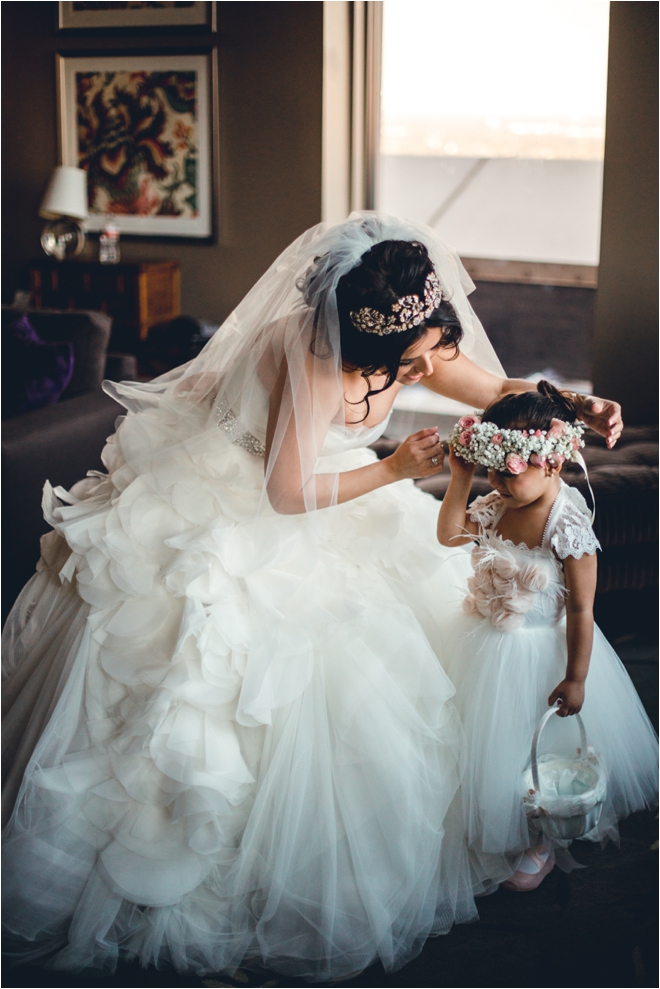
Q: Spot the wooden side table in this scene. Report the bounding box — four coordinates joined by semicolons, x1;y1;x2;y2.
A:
29;259;180;354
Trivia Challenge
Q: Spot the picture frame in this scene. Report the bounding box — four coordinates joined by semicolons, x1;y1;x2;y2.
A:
57;52;213;238
58;2;215;32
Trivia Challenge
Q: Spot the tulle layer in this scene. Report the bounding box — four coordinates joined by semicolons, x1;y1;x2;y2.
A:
440;610;658;883
3;402;478;980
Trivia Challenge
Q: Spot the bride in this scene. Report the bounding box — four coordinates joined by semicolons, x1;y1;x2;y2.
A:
2;213;622;982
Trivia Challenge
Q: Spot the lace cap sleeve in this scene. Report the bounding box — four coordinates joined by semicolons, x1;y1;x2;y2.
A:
550;492;601;560
467;490;503;530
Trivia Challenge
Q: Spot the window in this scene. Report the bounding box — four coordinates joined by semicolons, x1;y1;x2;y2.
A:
378;1;610;268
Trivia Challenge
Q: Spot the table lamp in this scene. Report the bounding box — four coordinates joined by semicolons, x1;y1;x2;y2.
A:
39;166;88;261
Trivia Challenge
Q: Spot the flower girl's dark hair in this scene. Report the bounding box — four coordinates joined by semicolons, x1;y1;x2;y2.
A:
482;380;579;432
305;239;464;422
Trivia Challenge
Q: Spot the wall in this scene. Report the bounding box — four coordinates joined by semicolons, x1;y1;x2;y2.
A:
3;2;657;411
592;2;658;423
1;2;324;323
470;281;594;382
322;1;351;224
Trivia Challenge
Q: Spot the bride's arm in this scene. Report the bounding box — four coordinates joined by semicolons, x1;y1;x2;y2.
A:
421;350;623;448
421;349;531;407
264;360;444;515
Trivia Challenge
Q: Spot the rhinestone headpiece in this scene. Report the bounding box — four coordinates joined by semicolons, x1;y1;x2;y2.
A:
349;270;443;335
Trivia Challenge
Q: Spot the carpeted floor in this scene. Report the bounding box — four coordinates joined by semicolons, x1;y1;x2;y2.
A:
6;634;657;989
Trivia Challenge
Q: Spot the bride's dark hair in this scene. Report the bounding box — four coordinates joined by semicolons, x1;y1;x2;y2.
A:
305;239;464;422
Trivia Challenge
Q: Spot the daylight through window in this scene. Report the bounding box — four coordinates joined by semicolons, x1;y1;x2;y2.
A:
378;0;610;266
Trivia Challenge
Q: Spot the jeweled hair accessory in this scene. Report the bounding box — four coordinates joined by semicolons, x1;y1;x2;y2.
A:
349;270;442;335
449;414;585;474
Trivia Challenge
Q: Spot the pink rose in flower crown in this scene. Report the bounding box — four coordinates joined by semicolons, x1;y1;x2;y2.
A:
491;433;503;445
529;453;548;468
504;452;527;475
458;430;474;447
571;435;581;451
457;415;481;430
546;419;567;440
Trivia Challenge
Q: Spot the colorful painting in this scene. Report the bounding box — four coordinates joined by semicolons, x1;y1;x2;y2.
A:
58;54;212;237
78;70;198;218
59;2;210;29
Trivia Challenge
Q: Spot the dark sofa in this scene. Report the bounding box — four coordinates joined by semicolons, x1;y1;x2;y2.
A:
2;307;137;617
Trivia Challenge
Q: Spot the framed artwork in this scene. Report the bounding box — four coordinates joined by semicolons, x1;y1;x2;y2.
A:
57;53;213;238
58;2;214;31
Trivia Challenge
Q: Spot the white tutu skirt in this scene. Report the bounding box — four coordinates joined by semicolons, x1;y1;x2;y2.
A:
2;401;478;981
440;610;658;883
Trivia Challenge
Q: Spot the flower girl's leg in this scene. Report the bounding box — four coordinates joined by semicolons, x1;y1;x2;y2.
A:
501;831;556;892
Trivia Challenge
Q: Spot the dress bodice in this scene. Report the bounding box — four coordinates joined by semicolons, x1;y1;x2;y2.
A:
319;412;393;457
213;357;393;463
463;481;600;632
214;391;392;462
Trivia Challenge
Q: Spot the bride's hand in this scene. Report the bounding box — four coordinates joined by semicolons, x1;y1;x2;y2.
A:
565;392;623;448
386;428;445;480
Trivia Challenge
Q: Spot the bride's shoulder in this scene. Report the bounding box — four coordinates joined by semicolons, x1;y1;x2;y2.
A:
264;327;343;422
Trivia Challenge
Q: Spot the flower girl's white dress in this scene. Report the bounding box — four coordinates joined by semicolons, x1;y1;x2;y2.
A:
440;482;658;884
2;397;478;981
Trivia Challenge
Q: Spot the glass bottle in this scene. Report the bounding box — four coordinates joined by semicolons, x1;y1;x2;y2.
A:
99;216;120;264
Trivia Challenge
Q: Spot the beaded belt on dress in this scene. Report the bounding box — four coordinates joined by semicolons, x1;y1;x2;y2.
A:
214;400;266;458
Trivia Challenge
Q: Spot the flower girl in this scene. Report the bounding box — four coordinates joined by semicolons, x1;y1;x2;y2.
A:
437;382;658;892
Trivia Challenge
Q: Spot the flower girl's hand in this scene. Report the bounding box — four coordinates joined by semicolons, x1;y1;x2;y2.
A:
387;428;444;479
448;444;476;479
548;679;585;717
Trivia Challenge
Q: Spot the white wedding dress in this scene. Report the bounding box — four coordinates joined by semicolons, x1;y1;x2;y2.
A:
2;389;480;980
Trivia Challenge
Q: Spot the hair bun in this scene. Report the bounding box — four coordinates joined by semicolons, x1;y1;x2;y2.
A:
536;379;577;421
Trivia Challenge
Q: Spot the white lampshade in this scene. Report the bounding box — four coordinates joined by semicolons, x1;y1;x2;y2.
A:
39;166;88;220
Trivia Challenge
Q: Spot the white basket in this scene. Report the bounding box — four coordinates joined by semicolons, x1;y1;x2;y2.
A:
522;702;607;841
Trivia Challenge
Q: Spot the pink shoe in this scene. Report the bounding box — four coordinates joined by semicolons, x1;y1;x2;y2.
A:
502;849;555;892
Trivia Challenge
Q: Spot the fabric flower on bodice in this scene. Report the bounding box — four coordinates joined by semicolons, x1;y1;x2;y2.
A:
518;561;550;593
463;542;540;633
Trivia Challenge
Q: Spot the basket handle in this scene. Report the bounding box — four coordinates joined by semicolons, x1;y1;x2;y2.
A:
531;702;588;794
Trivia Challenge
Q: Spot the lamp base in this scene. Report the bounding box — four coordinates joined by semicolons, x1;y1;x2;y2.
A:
41;218;85;261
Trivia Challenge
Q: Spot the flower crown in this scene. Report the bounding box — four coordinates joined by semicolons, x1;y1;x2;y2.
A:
449;413;585;474
349;270;442;335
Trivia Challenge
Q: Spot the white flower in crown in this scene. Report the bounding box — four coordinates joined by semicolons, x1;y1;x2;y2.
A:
449;414;585;472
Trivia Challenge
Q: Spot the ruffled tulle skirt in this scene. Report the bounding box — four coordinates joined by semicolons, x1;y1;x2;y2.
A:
2;400;479;981
440;610;658;884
